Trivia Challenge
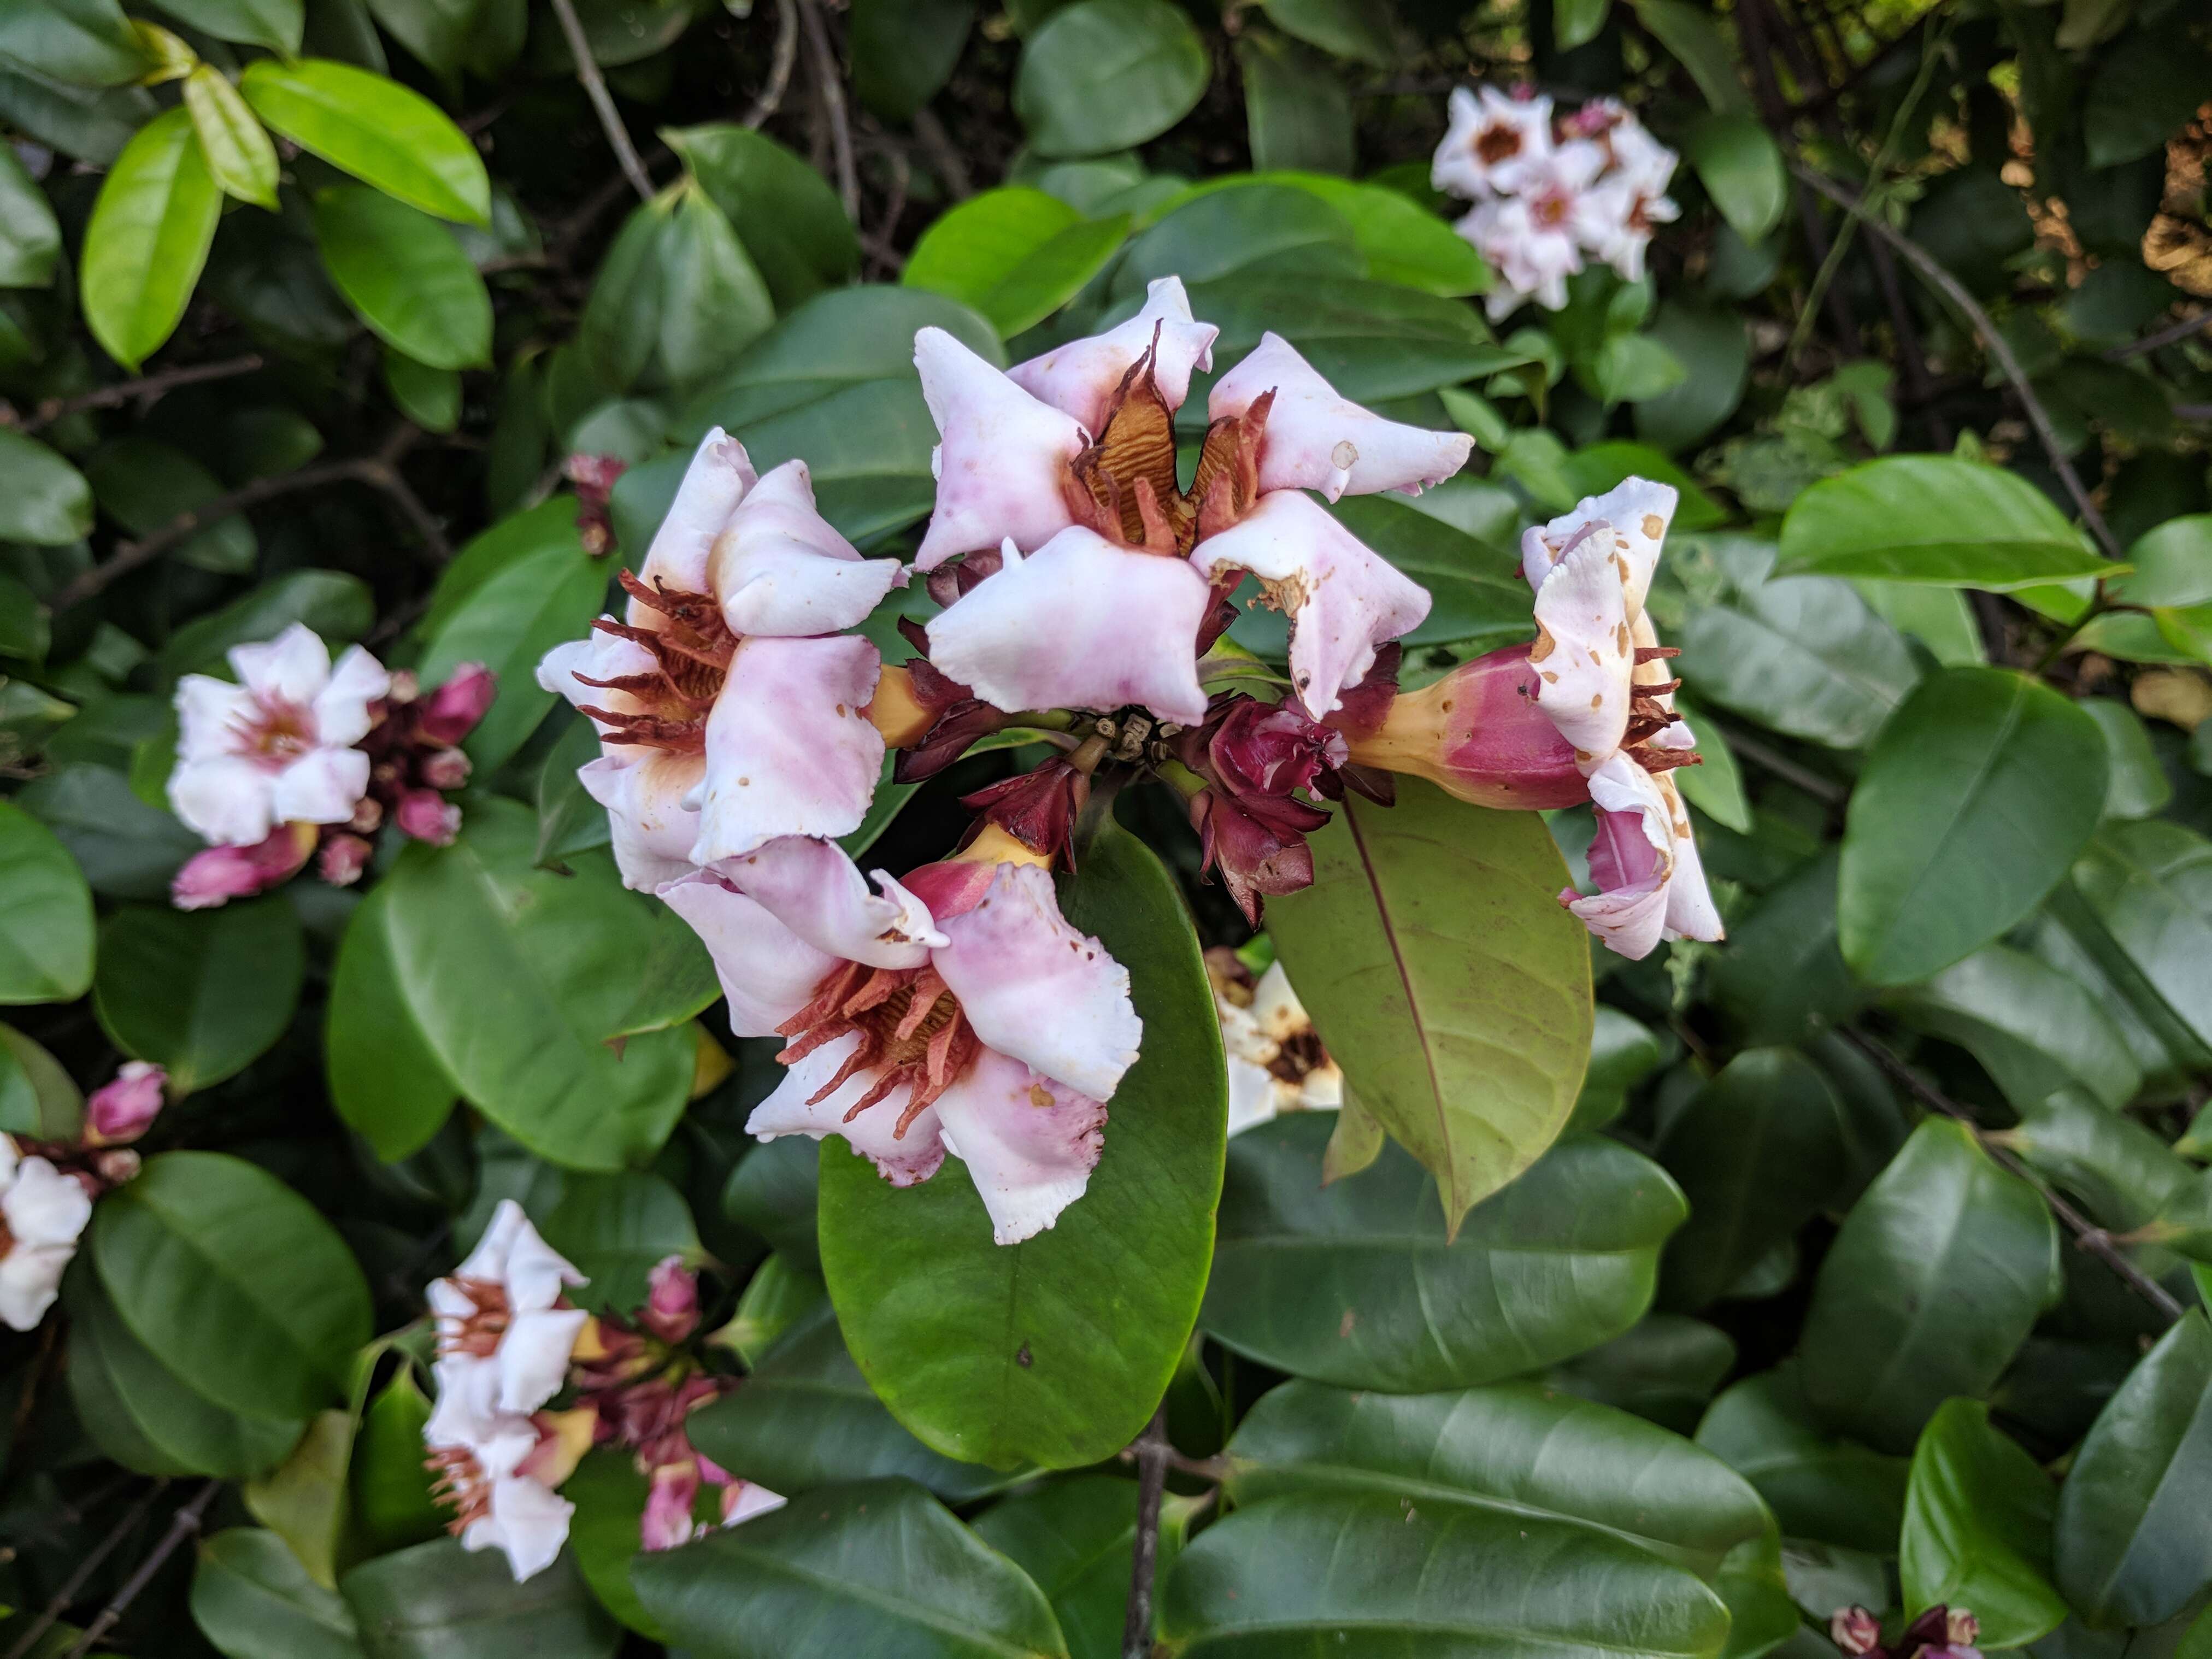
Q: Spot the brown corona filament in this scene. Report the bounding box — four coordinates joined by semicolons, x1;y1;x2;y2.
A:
774;958;984;1138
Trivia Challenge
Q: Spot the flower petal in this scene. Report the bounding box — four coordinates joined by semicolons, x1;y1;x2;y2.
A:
714;836;944;970
228;622;330;707
933;1045;1105;1245
913;327;1085;570
1190;489;1431;717
1225;1054;1281;1137
468;1476;574;1584
656;873;834;1037
709;458;905;637
1657;774;1724;943
167;755;278;846
1432;85;1555;201
933;862;1140;1102
579;751;703;891
925;527;1211;723
312;644;391;748
691;635;884;863
1007;276;1219;430
536;626;658;726
496;1308;590;1415
1566;754;1674;960
0;1246;74;1331
1522;476;1677;619
1;1155;90;1250
174;675;259;762
744;1033;948;1187
1527;533;1633;767
638;427;756;597
270;746;371;825
1209;333;1472;501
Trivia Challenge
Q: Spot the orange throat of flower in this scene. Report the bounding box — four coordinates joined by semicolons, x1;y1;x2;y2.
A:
438;1275;513;1359
569;570;736;755
427;1444;493;1531
775;959;983;1137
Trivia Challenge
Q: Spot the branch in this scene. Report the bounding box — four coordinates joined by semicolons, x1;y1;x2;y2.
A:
1839;1029;2187;1324
744;0;801;128
1121;1408;1172;1659
1790;163;2125;561
2104;308;2212;362
1705;715;1851;808
2;355;266;434
911;106;974;200
799;0;859;221
2;1481;167;1659
547;0;655;203
63;1480;222;1659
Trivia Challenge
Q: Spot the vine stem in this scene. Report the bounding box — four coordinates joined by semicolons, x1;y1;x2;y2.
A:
547;0;656;203
1789;163;2125;562
798;0;858;221
1;1481;167;1659
2;355;264;434
742;0;801;129
1121;1407;1171;1659
62;1480;223;1659
1839;1029;2186;1323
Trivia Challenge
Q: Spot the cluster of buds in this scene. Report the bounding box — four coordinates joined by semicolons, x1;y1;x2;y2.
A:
1434;86;1680;316
0;1061;166;1332
421;1203;780;1582
564;454;628;557
165;622;495;910
1831;1607;1982;1659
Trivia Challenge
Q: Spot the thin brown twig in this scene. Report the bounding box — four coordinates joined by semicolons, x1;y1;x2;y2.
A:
2105;309;2212;362
910;106;973;200
1704;715;1851;808
743;0;802;128
2;1481;166;1659
1840;1029;2187;1324
1121;1408;1172;1659
1791;163;2126;562
3;355;265;434
63;1480;222;1659
798;0;859;221
546;0;656;203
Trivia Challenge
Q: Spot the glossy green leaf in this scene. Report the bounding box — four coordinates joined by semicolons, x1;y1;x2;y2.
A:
582;180;773;397
350;1368;446;1557
0;799;93;1004
326;889;456;1163
2082;22;2210;169
1840;668;2108;984
1204;1116;1685;1391
1567;1005;1666;1133
192;1529;366;1659
2053;1311;2212;1627
1671;696;1752;834
1679;576;1919;749
2110;514;2212;609
13;766;199;903
1852;579;1986;667
1318;495;1533;653
1684;110;1785;241
1238;34;1354;177
341;1537;618;1658
85;434;256;574
1260;0;1396;63
1165;173;1487;297
148;0;301;51
1556;0;1613;50
2009;1090;2196;1236
156;570;375;685
183;64;279;209
817;816;1223;1470
240;58;489;225
314;185;491;370
848;0;973;122
0;143;60;287
664;123;861;311
1014;0;1208;160
79;107;220;368
2082;699;2173;820
244;1408;356;1592
687;1314;1015;1502
1777;457;2108;587
972;1475;1195;1659
903;187;1129;337
1636;301;1751;452
92;899;302;1092
539;1169;699;1314
1268;782;1591;1232
723;1136;821;1270
1631;0;1750;113
2069;820;2212;1055
0;1022;83;1140
631;1479;1069;1659
1884;944;2141;1113
562;1448;661;1639
1801;1120;2062;1454
0;0;150;87
415;532;602;772
1160;1489;1730;1659
1697;1365;1911;1553
0;429;92;550
1657;1048;1855;1312
91;1150;372;1420
721;1251;827;1366
379;799;707;1171
382;347;460;433
1547;1314;1737;1436
1900;1398;2067;1648
1190;274;1525;408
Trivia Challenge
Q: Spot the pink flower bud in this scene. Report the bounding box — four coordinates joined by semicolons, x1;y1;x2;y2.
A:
640;1255;700;1343
84;1061;165;1146
1944;1611;1980;1649
1334;645;1592;810
564;455;627;557
418;747;473;791
347;796;384;834
93;1148;142;1186
318;833;374;886
386;669;420;705
640;1461;700;1551
1831;1608;1882;1656
170;823;316;910
417;663;496;746
395;790;463;846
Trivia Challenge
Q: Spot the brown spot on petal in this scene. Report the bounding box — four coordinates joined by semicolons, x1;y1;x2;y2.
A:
1028;1083;1054;1108
1591;693;1604;709
1615;623;1631;655
1643;514;1664;539
1528;626;1556;663
1541;670;1559;684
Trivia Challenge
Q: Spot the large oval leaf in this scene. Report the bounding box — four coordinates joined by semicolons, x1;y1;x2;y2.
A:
1901;1398;2068;1649
1696;1366;1910;1554
816;816;1225;1469
1267;782;1590;1233
314;185;491;369
1840;668;2109;984
1014;0;1208;160
903;187;1130;338
0;799;93;1004
93;899;303;1093
2069;820;2212;1055
0;427;95;547
1778;456;2111;588
1882;943;2140;1113
1800;1120;2062;1455
664;123;860;311
341;1537;617;1658
326;885;457;1163
80;105;221;368
1160;1490;1730;1659
1679;575;1919;749
91;1150;372;1421
2052;1311;2212;1628
379;799;708;1171
192;1528;366;1659
1203;1115;1685;1391
240;57;489;225
630;1479;1069;1659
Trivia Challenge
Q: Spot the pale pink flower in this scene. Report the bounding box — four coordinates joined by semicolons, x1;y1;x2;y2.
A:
1456;139;1606;318
430;1201;590;1419
1433;85;1556;202
0;1136;92;1331
423;1382;583;1583
1564;754;1720;958
1006;276;1219;432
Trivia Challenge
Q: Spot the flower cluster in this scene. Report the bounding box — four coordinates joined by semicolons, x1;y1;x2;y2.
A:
421;1201;780;1581
1831;1605;1982;1659
166;622;495;910
1433;86;1680;317
0;1061;166;1332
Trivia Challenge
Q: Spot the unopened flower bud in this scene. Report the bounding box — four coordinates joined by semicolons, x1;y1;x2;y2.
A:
564;455;627;557
1831;1608;1882;1656
395;789;463;846
641;1460;701;1551
1945;1611;1979;1649
386;669;420;705
641;1255;701;1343
1333;645;1591;809
419;746;473;791
318;833;374;887
93;1148;142;1186
170;823;317;910
84;1061;166;1146
348;796;384;834
417;663;497;746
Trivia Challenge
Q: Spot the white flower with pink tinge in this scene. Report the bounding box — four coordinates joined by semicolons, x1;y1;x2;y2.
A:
0;1136;92;1332
1517;478;1721;957
537;428;904;890
1432;85;1557;202
910;280;1467;720
660;837;1141;1246
1455;140;1605;318
423;1377;589;1584
167;622;389;848
429;1200;591;1420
